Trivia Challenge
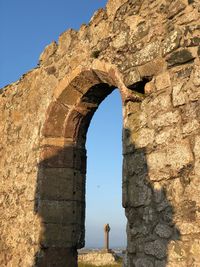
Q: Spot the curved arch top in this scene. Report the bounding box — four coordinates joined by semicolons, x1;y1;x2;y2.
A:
42;60;131;145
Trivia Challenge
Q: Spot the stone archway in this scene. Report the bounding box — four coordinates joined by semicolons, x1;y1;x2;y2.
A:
1;1;200;266
36;61;131;266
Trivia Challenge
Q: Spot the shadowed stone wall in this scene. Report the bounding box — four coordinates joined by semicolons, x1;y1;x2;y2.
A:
0;0;200;266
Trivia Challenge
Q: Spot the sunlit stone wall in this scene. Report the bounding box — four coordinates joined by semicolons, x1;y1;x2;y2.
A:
0;0;200;266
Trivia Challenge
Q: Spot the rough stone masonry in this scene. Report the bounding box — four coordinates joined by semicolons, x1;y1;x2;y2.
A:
0;0;200;266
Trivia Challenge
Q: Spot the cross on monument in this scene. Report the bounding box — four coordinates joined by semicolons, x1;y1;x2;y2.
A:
104;223;111;252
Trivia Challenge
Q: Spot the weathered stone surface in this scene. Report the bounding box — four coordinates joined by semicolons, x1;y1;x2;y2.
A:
167;1;186;19
192;65;200;86
41;223;75;247
184;36;200;47
162;30;182;56
131;128;154;148
193;136;200;175
38;200;82;224
155;223;173;238
42;101;69;137
133;258;153;267
182;119;199;136
123;68;141;87
39;41;57;64
172;82;186;107
155;72;171;90
167;49;195;67
138;58;166;78
144;240;166;259
155;260;166;267
57;29;77;55
155;127;182;145
130;41;160;67
147;140;193;180
112;31;128;49
151;110;181;129
78;252;118;266
39;168;84;201
127;181;152;207
167;241;187;263
1;0;200;266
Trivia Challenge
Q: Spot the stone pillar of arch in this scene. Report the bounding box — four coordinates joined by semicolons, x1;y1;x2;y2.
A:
35;62;132;266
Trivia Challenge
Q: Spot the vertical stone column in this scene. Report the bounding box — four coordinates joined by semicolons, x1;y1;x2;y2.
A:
104;224;111;251
35;143;86;267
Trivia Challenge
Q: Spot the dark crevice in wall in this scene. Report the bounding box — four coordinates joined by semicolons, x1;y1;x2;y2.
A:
127;77;152;95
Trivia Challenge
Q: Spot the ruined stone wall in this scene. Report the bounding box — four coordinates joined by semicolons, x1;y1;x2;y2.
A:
0;0;200;266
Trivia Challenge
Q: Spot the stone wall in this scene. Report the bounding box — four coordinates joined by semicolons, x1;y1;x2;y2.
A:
78;251;118;266
0;0;200;266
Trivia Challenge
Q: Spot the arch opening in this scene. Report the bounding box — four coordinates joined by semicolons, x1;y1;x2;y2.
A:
36;66;127;267
85;89;126;251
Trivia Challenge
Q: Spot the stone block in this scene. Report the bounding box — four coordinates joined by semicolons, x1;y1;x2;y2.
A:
167;49;195;67
138;58;166;78
131;128;154;148
172;82;187;107
64;110;84;140
162;30;182;56
155;260;166;267
39;41;57;63
41;223;75;247
70;70;101;95
42;101;69;137
39;167;85;201
40;145;86;172
178;7;200;25
123;150;147;175
40;145;73;168
58;84;83;106
155;72;171;90
128;182;152;207
167;1;186;19
78;252;118;266
189;239;200;265
193;136;200;175
148;93;172;115
133;258;153;267
38;200;83;224
123;68;141;88
130;41;160;67
57;29;76;55
154;223;173;238
151;110;181;129
167;141;193;170
182;119;199;136
36;248;77;267
147;150;169;181
192;65;200;86
155;127;182;145
112;31;128;49
168;240;188;262
188;85;200;102
185;37;200;47
147;140;193;180
144;239;166;259
166;141;193;172
167;178;184;204
144;81;155;94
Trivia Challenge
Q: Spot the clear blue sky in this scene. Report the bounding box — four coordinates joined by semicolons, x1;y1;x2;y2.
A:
0;0;126;248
